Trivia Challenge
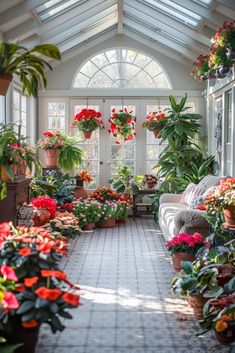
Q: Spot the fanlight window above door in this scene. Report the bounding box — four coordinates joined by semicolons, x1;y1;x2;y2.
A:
73;48;171;89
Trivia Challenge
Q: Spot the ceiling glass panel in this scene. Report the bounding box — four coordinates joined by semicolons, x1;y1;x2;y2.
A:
36;0;85;21
193;0;213;6
143;0;202;27
73;48;171;88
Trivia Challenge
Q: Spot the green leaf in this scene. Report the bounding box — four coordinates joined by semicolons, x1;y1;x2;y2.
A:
1;344;24;353
16;301;35;314
181;261;194;274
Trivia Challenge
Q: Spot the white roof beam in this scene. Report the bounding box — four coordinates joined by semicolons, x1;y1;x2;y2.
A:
124;17;199;61
40;6;117;43
0;0;45;26
117;0;124;34
38;0;116;36
124;4;209;53
124;28;191;67
170;0;228;27
126;0;211;46
4;18;37;41
59;18;117;53
215;3;235;20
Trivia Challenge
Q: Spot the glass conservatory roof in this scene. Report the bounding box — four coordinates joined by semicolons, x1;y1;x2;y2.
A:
0;0;233;67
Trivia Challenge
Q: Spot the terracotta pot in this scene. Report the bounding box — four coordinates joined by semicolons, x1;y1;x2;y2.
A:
83;131;93;139
0;165;12;182
2;317;39;353
44;148;59;168
74;187;88;199
172;252;195;272
153;129;161;138
188;294;207;320
33;208;51;226
0;161;27;182
96;217;116;228
226;48;235;61
214;329;235;344
83;223;95;231
223;206;235;228
0;74;13;96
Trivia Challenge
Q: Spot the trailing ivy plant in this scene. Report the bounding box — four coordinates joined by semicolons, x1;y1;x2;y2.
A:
154;94;214;193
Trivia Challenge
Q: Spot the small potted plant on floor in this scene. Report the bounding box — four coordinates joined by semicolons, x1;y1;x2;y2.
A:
72;108;104;139
73;198;103;231
50;212;82;238
74;170;93;199
166;232;207;272
108;108;136;144
30;195;57;225
142;111;167;137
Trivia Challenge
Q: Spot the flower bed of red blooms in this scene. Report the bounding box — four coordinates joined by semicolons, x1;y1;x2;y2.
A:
72;108;104;132
108;108;136;144
166;232;209;256
31;195;57;218
90;187;119;203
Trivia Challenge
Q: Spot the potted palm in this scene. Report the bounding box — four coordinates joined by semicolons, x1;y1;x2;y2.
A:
0;42;61;96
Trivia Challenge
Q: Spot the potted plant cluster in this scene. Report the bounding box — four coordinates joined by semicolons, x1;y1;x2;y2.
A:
0;223;80;353
143;174;158;189
166;232;208;272
205;177;235;228
73;198;103;231
0;42;61;96
192;20;235;81
108;108;136;144
142;111;167;138
74;170;93;199
71;108;104;139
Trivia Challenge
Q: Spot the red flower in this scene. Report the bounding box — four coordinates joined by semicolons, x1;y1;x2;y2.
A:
126;118;131;123
41;270;67;280
19;247;31;256
35;286;62;301
0;265;18;282
62;292;80;306
2;291;19;311
14;284;26;292
24;276;39;287
0;222;11;238
22;320;39;328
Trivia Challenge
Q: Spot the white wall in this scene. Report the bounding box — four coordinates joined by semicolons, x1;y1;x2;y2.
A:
44;35;205;91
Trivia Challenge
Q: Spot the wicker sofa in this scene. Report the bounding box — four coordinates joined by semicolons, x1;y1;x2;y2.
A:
158;175;222;240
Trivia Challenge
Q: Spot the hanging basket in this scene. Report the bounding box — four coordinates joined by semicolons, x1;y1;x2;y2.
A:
153;129;161;138
226;48;235;61
0;74;13;96
44;148;59;168
83;131;93;139
223;205;235;228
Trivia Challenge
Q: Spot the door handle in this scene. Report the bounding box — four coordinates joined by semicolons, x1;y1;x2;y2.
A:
100;161;103;165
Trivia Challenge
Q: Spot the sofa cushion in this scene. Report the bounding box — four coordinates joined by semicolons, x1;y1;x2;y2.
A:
181;183;205;206
198;175;222;191
159;202;189;240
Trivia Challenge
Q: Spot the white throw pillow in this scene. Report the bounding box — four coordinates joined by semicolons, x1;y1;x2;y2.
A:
181;183;206;206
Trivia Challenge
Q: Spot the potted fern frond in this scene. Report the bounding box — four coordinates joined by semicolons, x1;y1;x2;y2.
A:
0;42;61;96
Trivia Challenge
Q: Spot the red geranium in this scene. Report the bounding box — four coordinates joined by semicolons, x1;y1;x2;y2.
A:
166;232;208;256
72;108;104;132
31;196;57;218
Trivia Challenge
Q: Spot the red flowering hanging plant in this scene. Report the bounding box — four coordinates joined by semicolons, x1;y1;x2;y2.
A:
72;108;104;132
108;108;136;144
142;111;167;137
211;21;235;49
191;54;210;81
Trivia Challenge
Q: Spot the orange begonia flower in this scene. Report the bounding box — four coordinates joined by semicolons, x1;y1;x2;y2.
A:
35;286;62;301
18;247;31;256
24;276;39;287
22;319;39;328
215;320;228;332
41;270;67;280
62;292;80;306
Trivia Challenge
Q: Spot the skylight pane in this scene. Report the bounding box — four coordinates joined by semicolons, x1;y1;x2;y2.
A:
194;0;213;5
143;0;202;27
36;0;84;21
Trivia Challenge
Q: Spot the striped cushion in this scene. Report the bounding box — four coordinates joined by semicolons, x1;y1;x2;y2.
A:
181;183;205;206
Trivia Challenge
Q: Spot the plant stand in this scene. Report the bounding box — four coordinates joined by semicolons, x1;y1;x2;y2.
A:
0;178;31;224
132;189;159;219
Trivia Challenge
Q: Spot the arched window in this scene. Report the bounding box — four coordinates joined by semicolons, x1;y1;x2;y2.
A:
73;48;171;89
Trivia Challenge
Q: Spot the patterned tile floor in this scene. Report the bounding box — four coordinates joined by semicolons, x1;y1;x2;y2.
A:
36;217;232;353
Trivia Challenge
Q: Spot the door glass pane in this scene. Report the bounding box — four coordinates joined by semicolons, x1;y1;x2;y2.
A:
48;102;65;131
110;105;136;178
73;105;100;189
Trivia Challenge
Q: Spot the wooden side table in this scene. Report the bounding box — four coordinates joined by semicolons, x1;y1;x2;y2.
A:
132;189;159;218
0;178;31;224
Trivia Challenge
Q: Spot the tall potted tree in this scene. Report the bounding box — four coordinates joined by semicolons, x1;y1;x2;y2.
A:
0;42;61;96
